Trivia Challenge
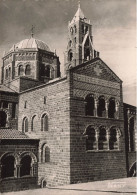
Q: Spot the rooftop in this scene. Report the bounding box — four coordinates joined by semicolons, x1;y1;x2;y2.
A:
8;37;51;53
0;128;30;139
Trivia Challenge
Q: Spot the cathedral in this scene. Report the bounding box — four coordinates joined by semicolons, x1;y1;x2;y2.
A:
0;4;136;193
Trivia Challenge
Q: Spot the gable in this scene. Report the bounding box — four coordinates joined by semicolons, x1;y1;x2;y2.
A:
72;58;121;83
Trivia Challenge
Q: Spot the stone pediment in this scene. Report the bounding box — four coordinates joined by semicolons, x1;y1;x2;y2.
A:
72;58;122;83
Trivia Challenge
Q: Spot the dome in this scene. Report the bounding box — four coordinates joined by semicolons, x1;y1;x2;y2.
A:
9;37;51;52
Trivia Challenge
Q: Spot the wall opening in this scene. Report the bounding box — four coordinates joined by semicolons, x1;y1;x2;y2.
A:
85;94;94;116
20;155;31;177
86;126;96;150
1;155;15;178
97;97;106;117
0;111;7;127
108;98;115;118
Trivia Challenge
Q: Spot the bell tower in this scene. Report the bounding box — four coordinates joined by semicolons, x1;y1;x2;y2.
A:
64;3;99;73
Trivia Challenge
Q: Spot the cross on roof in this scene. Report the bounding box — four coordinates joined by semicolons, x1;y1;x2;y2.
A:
93;65;102;76
31;25;35;38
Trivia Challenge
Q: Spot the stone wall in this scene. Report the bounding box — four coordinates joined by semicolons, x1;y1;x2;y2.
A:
18;77;71;186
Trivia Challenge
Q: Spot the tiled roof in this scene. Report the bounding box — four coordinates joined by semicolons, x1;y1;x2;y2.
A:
0;129;29;139
0;85;18;93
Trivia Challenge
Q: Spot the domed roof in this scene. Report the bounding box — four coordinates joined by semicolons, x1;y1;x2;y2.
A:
10;37;51;52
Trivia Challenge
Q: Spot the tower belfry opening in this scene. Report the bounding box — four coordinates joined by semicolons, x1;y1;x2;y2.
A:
64;3;100;73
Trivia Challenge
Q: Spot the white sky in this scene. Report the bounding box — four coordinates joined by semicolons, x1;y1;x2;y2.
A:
0;0;136;105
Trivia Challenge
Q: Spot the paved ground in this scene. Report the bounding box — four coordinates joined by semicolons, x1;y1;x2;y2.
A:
2;177;136;195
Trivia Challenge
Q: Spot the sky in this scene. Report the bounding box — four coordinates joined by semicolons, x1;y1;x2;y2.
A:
0;0;136;106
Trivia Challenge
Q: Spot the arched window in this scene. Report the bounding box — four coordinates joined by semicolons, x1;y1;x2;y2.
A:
70;27;73;35
1;155;15;178
69;40;72;47
74;25;77;33
0;111;7;127
68;50;73;61
22;117;28;132
18;65;24;76
41;144;50;163
129;117;135;151
20;155;31;177
25;64;31;75
9;67;11;78
50;67;54;79
5;69;8;79
41;114;48;131
85;37;89;46
45;146;50;162
44;96;46;104
84;48;90;60
86;126;96;150
108;98;115;118
98;127;107;150
74;37;76;43
82;24;84;33
45;65;50;77
85;26;88;34
31;115;37;132
85;94;94;116
97;97;106;117
3;101;8;108
109;127;118;150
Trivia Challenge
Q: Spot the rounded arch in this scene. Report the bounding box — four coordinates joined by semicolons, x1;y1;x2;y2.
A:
40;177;47;188
25;64;31;75
83;125;98;135
31;114;38;132
98;126;107;150
22;116;28;133
0;152;19;165
41;144;50;163
41;113;48;131
109;126;122;137
18;64;24;76
85;125;97;150
68;49;73;61
19;151;37;164
129;161;136;177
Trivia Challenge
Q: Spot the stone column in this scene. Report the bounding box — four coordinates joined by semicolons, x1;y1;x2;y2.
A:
94;99;98;117
116;129;120;150
96;131;99;150
39;149;42;163
16;164;21;178
115;101;119;119
30;163;34;176
106;129;110;150
105;100;108;118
